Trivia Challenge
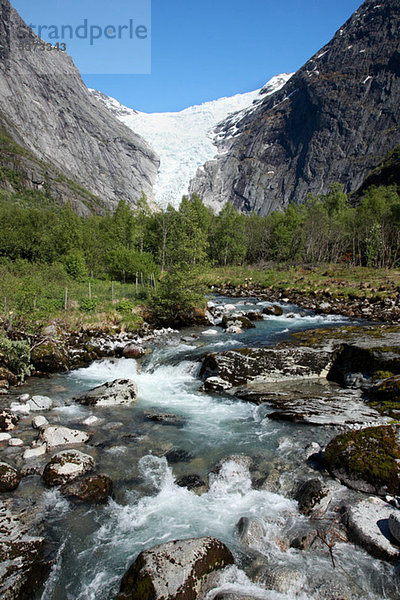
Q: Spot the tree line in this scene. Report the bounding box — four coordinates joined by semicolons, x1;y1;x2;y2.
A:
0;182;399;280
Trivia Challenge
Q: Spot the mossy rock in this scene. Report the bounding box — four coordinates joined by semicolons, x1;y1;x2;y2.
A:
325;425;400;495
30;339;69;373
368;375;400;417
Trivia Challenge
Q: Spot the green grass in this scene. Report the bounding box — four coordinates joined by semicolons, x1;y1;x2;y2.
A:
199;264;400;300
0;260;150;335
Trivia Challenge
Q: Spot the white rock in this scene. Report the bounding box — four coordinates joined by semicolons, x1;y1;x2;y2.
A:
346;497;400;561
42;449;94;486
19;393;30;402
202;329;219;336
28;396;53;411
32;416;49;430
10;403;30;415
40;425;90;449
23;444;47;460
0;433;11;442
8;438;24;447
82;416;98;426
226;326;242;334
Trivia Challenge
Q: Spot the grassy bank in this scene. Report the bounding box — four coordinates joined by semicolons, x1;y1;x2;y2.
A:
200;264;400;300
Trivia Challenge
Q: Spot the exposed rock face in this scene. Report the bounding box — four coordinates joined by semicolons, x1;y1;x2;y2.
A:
0;0;159;214
190;0;400;214
42;450;94;486
116;537;234;600
345;496;400;562
201;347;333;388
325;425;400;495
76;379;138;407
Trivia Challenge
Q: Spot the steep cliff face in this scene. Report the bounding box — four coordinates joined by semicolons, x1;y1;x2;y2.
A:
0;0;159;214
190;0;400;215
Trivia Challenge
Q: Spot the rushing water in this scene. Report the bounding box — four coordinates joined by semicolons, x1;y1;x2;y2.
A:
16;298;397;599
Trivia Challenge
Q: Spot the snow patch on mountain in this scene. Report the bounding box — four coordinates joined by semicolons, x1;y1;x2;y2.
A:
90;73;292;209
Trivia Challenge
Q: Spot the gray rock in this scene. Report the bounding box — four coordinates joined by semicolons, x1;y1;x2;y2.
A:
116;537;234;600
0;462;21;491
262;565;306;595
40;425;90;449
42;450;94;486
122;344;148;359
236;517;265;550
388;511;400;544
23;444;47;460
76;378;138;407
345;496;400;562
28;395;53;411
144;412;186;427
304;442;321;460
31;416;49;430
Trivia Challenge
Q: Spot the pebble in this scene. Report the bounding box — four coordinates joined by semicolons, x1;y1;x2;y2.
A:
0;433;11;442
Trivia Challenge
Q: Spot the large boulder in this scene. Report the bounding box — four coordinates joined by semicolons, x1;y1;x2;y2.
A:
76;379;138;407
201;347;333;388
0;462;21;492
62;474;113;503
42;450;94;486
325;425;400;495
40;425;90;450
30;339;69;372
117;537;234;600
345;496;400;562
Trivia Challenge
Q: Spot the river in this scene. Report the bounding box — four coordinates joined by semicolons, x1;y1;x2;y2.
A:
14;297;397;599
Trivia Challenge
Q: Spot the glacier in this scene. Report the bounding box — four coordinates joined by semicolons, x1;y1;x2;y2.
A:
90;73;292;209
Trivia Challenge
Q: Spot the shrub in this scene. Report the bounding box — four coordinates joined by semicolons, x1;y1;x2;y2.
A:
0;336;32;382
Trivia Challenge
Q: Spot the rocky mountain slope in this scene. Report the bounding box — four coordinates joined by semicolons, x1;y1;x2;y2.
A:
91;75;292;209
190;0;400;215
0;0;159;214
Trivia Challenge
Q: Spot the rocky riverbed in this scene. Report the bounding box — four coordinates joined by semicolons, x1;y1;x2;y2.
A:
1;297;400;599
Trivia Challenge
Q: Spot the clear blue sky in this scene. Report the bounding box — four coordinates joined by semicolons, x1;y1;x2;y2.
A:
12;0;362;113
